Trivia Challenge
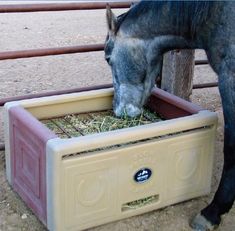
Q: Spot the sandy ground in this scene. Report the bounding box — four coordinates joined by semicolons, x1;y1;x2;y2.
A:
0;5;234;231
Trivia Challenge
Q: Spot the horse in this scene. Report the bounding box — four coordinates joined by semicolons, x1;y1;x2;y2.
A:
104;1;235;230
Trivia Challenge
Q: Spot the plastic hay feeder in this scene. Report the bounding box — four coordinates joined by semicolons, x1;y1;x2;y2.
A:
4;87;217;231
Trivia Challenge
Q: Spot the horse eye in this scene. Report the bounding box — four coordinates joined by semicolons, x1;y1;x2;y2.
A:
105;56;111;64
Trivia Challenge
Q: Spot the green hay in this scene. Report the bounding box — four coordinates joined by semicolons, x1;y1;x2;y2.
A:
41;108;163;138
122;195;159;211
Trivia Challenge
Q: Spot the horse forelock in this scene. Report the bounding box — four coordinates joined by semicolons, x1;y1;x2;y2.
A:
115;2;149;35
115;12;129;34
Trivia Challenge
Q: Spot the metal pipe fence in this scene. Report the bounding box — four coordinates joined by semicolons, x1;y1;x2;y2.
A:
0;44;104;60
0;2;134;13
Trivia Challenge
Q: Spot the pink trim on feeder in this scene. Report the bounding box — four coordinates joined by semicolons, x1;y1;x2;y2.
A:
9;106;57;225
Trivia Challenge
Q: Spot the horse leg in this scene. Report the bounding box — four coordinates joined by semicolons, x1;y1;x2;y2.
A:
191;50;235;231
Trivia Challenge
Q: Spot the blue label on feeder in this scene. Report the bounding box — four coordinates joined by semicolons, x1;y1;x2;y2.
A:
134;168;152;183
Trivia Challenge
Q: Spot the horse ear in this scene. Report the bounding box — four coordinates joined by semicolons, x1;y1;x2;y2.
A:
106;4;117;35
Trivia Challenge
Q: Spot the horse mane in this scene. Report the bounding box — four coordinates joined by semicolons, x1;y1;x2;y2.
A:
117;1;215;38
169;1;213;37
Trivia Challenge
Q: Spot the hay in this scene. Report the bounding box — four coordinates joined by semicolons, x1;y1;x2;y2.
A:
41;108;163;138
122;195;159;211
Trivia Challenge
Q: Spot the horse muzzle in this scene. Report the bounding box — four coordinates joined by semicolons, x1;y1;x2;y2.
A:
114;103;142;118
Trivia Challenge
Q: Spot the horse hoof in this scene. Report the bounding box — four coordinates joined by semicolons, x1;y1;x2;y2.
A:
190;214;216;231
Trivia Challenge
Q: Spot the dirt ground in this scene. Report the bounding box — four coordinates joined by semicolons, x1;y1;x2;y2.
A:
0;4;234;231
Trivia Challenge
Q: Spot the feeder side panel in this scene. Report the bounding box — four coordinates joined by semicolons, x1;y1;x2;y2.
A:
9;106;57;225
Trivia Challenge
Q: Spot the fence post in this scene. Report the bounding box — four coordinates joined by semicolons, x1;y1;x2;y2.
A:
161;49;195;101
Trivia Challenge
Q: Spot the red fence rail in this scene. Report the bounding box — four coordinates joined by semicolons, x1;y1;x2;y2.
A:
0;2;134;13
0;44;104;60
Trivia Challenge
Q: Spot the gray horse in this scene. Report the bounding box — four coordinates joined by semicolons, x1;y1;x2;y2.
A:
105;1;235;230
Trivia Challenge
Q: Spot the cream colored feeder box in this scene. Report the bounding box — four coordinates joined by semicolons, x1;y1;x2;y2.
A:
4;86;218;231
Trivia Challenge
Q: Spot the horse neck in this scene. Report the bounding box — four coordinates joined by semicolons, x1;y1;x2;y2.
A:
119;1;220;50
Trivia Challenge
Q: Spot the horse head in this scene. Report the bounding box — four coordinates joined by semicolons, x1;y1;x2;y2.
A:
105;5;161;117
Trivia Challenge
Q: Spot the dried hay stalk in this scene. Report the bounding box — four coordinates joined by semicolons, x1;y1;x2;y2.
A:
41;108;162;138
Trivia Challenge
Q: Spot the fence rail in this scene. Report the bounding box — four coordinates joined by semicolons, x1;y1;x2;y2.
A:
0;45;209;66
0;80;218;107
0;2;134;13
0;44;104;60
0;84;113;106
